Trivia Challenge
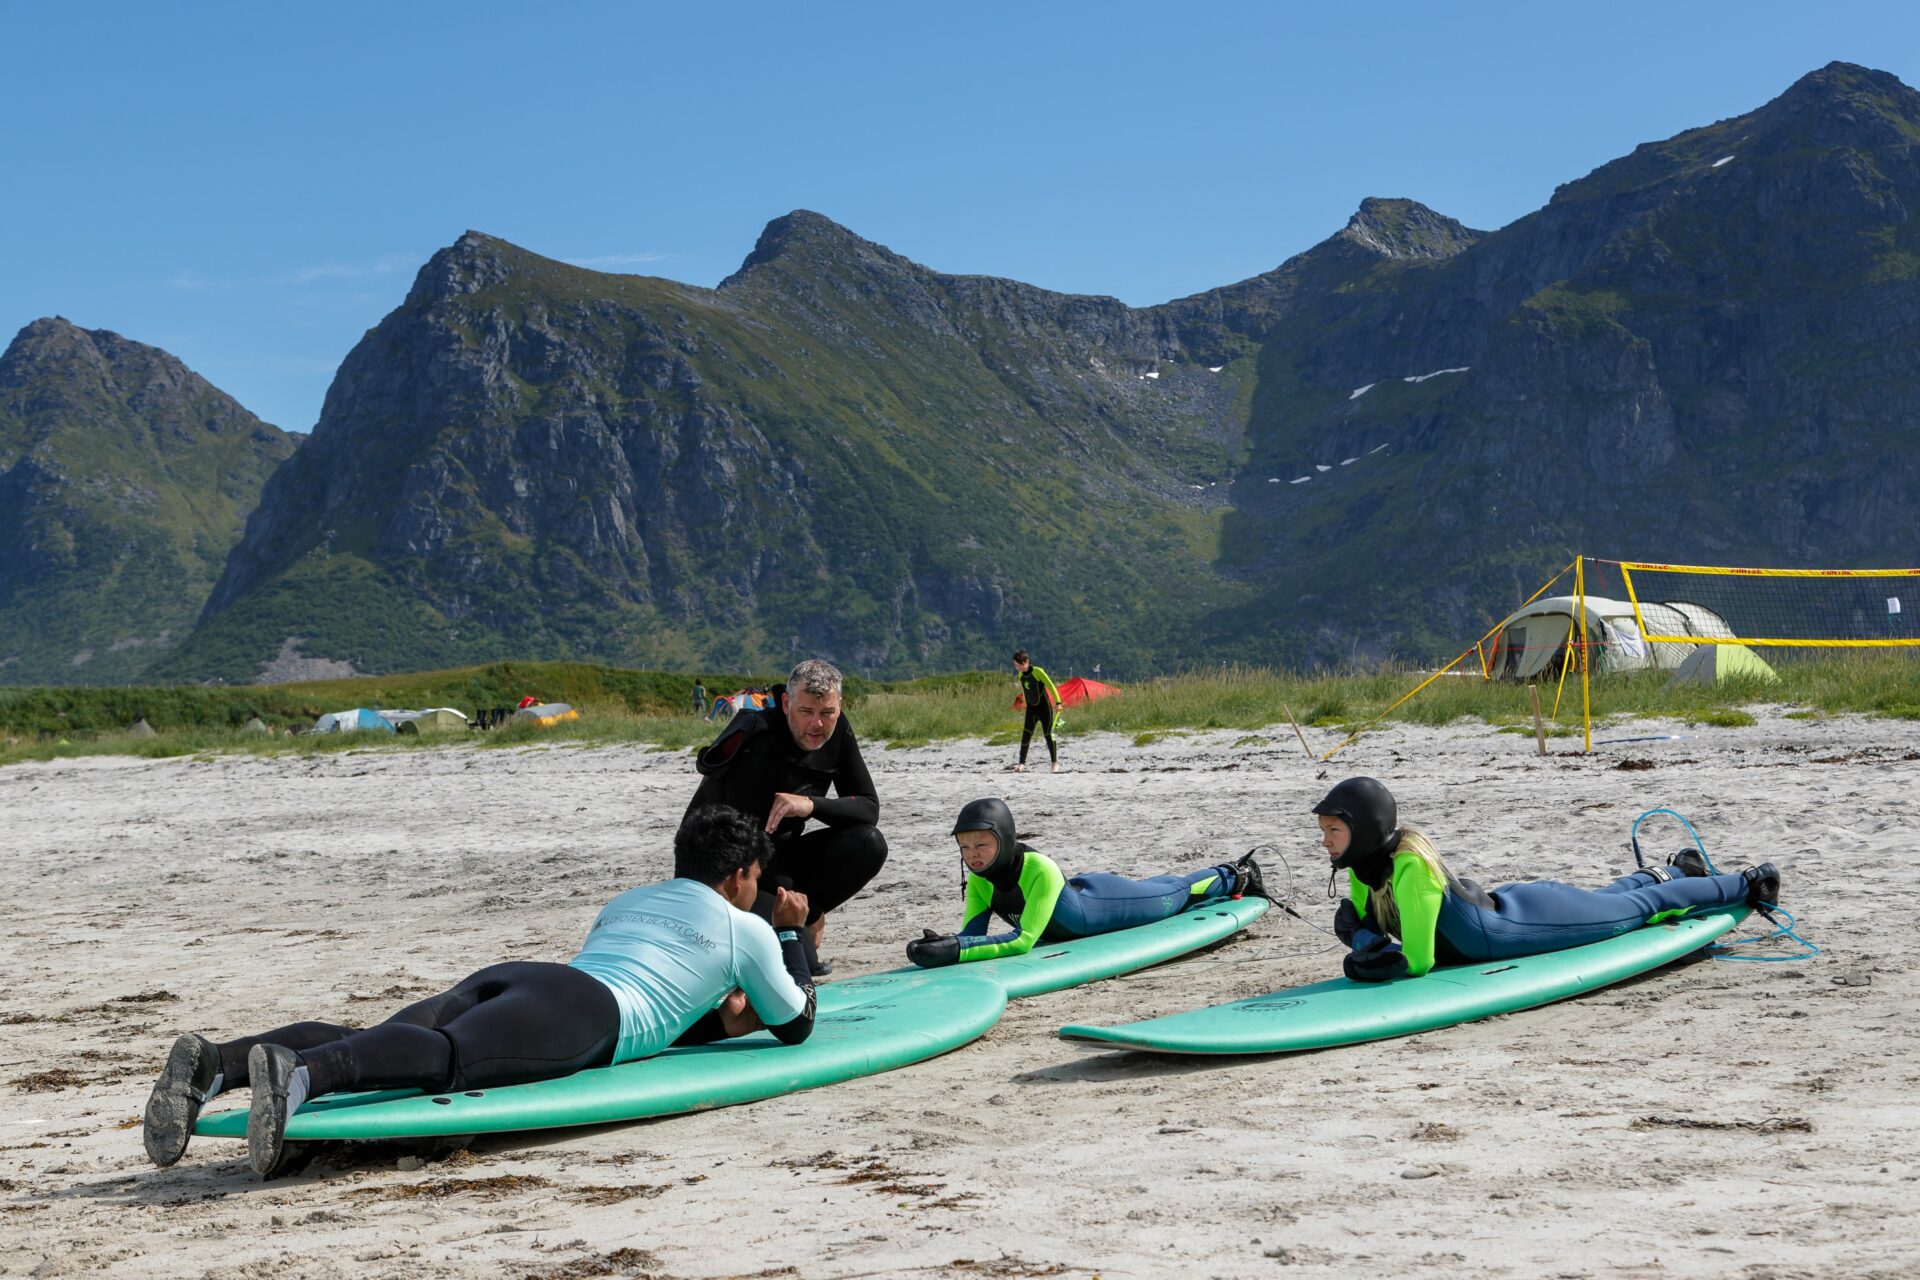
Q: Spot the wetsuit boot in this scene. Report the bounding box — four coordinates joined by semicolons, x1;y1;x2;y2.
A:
1231;852;1270;900
1742;863;1782;908
246;1044;313;1178
143;1032;223;1167
1668;848;1711;878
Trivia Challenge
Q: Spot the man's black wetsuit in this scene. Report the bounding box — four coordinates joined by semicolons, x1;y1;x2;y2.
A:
686;684;888;923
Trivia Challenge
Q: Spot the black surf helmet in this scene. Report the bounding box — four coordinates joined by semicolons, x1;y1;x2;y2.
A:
1312;777;1399;870
951;796;1021;880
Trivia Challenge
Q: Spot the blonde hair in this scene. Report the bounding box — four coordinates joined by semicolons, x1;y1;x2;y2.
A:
1365;824;1454;938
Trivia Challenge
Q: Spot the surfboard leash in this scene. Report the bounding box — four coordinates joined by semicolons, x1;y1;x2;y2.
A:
1628;807;1822;962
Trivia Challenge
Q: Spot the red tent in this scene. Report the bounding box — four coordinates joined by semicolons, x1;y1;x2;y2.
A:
1056;677;1119;706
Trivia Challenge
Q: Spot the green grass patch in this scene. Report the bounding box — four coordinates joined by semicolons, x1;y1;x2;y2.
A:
2;653;1914;767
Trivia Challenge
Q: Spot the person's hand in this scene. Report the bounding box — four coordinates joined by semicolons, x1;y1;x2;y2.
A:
717;989;765;1037
906;929;961;968
765;792;815;832
1333;900;1362;946
772;887;810;929
1343;935;1410;983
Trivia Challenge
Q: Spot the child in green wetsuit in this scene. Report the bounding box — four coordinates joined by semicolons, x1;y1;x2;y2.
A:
905;798;1266;967
1313;776;1782;982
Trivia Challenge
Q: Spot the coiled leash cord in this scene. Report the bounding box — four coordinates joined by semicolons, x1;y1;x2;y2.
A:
1629;807;1821;962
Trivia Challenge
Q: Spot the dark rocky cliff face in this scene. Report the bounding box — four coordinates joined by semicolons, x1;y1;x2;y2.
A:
167;62;1920;680
0;318;297;684
1215;62;1920;659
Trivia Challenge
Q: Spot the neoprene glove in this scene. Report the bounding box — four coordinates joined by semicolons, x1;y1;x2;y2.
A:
1333;900;1362;946
906;929;961;969
1343;934;1410;983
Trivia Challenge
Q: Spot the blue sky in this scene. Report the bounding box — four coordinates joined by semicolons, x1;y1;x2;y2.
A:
3;1;1916;433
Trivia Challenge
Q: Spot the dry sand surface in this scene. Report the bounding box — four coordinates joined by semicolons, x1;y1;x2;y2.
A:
2;712;1917;1279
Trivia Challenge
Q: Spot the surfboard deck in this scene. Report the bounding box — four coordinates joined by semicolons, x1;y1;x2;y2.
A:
1058;908;1746;1055
194;970;1004;1140
821;894;1268;1004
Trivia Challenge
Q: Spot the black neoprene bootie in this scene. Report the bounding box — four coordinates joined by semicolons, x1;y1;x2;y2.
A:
143;1032;223;1167
1667;848;1710;878
1231;852;1269;900
1741;863;1781;908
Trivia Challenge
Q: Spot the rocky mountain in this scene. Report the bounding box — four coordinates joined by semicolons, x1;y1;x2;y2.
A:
161;62;1920;681
0;319;298;684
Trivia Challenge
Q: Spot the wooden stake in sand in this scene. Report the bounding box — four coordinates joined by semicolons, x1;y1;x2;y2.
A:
1528;684;1547;756
1282;702;1315;761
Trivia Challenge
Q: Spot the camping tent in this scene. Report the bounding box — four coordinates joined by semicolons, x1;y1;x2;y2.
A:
1486;595;1731;680
382;708;470;735
313;708;396;734
708;689;776;720
513;702;580;728
1669;643;1780;686
1056;677;1119;707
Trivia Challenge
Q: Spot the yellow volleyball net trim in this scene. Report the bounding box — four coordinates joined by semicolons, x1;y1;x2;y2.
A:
1614;561;1920;648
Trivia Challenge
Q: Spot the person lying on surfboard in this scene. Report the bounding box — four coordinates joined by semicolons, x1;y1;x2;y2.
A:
143;805;817;1178
904;797;1267;968
1313;776;1781;982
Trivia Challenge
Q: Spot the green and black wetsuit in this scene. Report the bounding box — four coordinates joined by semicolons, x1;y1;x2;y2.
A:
927;798;1239;965
1017;664;1063;765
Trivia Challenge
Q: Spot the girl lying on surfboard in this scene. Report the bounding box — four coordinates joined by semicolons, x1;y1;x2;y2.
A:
143;806;816;1178
1313;777;1781;982
904;797;1266;968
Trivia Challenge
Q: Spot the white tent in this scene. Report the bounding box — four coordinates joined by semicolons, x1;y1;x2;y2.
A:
1487;595;1731;680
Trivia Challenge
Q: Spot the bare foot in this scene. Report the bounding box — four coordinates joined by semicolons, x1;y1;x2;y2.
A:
1051;762;1062;774
1012;763;1027;773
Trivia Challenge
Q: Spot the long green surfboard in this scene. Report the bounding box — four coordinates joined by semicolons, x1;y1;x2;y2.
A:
822;896;1268;1005
193;896;1266;1140
1058;908;1745;1056
194;969;1005;1141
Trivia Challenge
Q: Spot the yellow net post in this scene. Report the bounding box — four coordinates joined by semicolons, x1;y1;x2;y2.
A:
1576;556;1592;753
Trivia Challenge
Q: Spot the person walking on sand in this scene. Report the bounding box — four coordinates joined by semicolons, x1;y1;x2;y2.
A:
686;658;886;976
904;797;1266;967
1311;777;1782;982
1012;649;1064;773
142;806;816;1178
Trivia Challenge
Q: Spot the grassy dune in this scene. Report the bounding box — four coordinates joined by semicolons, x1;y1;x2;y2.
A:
1;654;1915;768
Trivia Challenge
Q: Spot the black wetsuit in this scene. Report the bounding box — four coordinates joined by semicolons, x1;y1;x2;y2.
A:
1018;665;1060;765
686;684;888;921
203;934;816;1098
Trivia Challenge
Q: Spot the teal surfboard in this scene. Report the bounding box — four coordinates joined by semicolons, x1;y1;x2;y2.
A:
193;896;1266;1140
194;969;1004;1141
1059;908;1746;1055
821;895;1269;1005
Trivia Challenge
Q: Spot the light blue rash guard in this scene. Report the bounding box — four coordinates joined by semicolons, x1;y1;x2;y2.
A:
569;878;808;1063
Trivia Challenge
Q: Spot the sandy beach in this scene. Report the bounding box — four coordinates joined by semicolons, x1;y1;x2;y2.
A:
2;712;1916;1279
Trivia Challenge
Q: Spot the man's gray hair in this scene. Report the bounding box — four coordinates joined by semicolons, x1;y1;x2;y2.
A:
787;658;843;699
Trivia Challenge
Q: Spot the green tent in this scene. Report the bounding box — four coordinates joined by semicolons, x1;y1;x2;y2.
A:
385;708;471;735
1669;643;1780;686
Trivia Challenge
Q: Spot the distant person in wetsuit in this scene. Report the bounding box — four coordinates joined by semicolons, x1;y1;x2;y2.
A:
687;658;886;975
904;798;1266;967
1012;649;1063;773
142;806;815;1178
1313;777;1783;982
692;680;707;717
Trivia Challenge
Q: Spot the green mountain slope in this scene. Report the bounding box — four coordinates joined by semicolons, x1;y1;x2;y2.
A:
159;62;1920;681
0;319;299;684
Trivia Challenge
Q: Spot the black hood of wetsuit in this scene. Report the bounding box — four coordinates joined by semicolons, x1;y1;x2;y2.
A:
952;797;1023;888
1313;776;1401;887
